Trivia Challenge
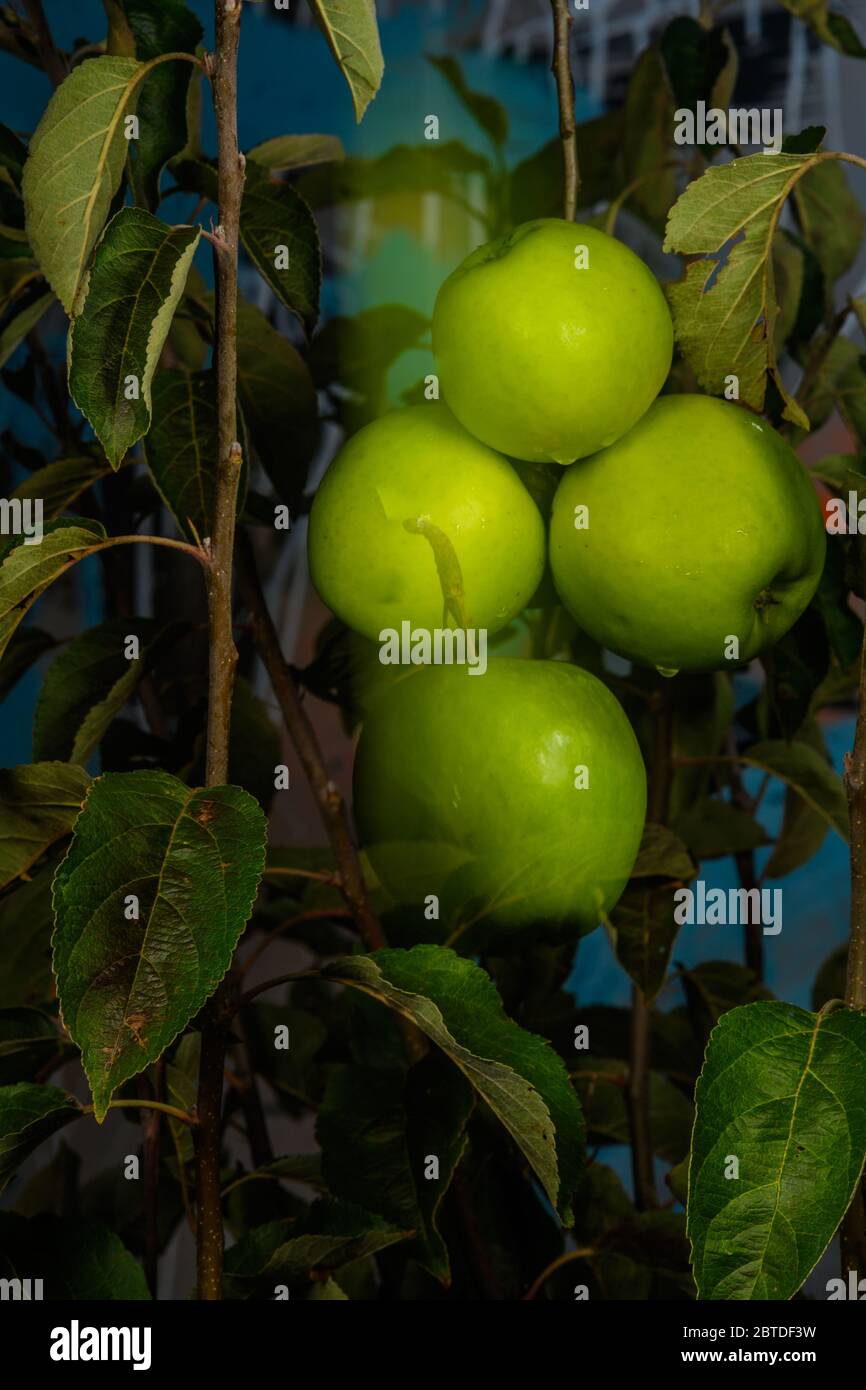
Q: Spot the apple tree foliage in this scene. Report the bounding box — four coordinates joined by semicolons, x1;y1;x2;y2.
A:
0;0;865;1301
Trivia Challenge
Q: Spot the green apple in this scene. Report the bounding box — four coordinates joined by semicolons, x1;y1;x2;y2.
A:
353;657;647;941
432;218;673;464
307;403;545;642
549;394;827;673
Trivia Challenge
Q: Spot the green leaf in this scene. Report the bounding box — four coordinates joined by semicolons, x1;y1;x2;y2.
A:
12;455;113;521
772;229;804;352
323;945;584;1222
426;53;508;147
68;207;200;468
663;151;826;427
673;797;771;859
297;140;491;212
792;159;864;304
308;303;428;434
0;625;54;703
317;1053;474;1282
21;55;182;314
681;961;771;1035
0;287;53;369
52;770;267;1120
630;822;695;880
0;1083;80;1191
33;616;178;764
0;869;56;1008
236;297;319;507
688;1001;866;1299
246;133;344;172
779;0;866;57
239;163;321;334
145;368;217;538
739;738;848;841
123;0;203;209
305;0;383;122
659;18;736;118
811;944;847;1011
623;46;677;229
606;883;683;1003
224;1199;408;1287
762;723;832;879
0;1211;150;1298
0;518;106;661
0;1008;58;1084
509;113;625;224
0;762;90;890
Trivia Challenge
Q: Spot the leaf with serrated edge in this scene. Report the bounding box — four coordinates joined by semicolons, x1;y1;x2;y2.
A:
68;208;200;468
323;945;584;1222
306;0;383;122
688;1001;866;1299
239;164;321;334
22;55;191;314
0;518;106;661
52;770;267;1120
663;152;831;426
0;1083;80;1191
0;762;90;890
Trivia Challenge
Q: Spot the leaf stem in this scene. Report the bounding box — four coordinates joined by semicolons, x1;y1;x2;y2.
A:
79;1097;196;1126
195;0;245;1304
549;0;579;219
523;1246;598;1300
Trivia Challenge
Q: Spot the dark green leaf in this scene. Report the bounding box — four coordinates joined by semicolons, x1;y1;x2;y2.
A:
236;297;319;507
779;0;866;57
0;1008;57;1084
426;53;508;147
0;288;52;368
52;770;267;1119
0;1083;79;1191
33;617;178;764
68;207;200;468
242;1004;327;1108
0;625;53;703
145;368;217;538
0;1211;150;1297
623;46;677;228
224;1198;407;1289
606;882;683;1002
572;1057;692;1163
317;1053;474;1282
673;797;771;859
630;822;694;880
0;762;89;889
680;960;771;1036
688;1001;866;1299
793;159;864;304
323;945;584;1222
12;455;113;521
305;0;383;122
308;303;428;433
740;738;848;841
811;944;847;1010
239;162;320;334
123;0;203;209
510;112;625;223
297;140;491;212
659;18;736;118
0;869;56;1007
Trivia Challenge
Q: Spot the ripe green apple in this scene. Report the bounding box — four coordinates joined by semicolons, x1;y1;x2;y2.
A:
549;394;827;673
307;404;545;642
353;657;647;941
432;218;673;464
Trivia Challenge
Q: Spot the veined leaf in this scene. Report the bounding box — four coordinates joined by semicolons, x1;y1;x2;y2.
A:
607;884;684;1003
225;1199;408;1288
663;151;833;427
123;0;203;209
52;770;267;1120
688;1001;866;1299
0;762;90;890
0;1083;80;1192
323;945;584;1222
239;163;320;334
145;368;216;538
740;738;848;841
317;1054;474;1283
792;159;864;304
33;616;178;764
236;298;319;507
426;53;508;147
0;518;106;661
68;207;200;468
12;455;113;521
22;55;192;314
305;0;383;122
246;133;344;172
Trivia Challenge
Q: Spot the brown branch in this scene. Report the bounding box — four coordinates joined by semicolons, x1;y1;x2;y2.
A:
22;0;66;86
236;532;386;953
195;0;245;1304
549;0;579;218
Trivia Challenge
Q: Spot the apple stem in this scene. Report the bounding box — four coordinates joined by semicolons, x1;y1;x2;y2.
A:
549;0;580;219
403;516;468;629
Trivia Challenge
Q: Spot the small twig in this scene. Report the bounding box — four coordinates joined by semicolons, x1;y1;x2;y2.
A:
523;1246;599;1301
549;0;579;218
22;0;66;85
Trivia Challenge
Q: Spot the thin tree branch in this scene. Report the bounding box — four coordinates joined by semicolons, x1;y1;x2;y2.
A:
195;0;245;1304
22;0;66;86
550;0;579;218
236;532;386;953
